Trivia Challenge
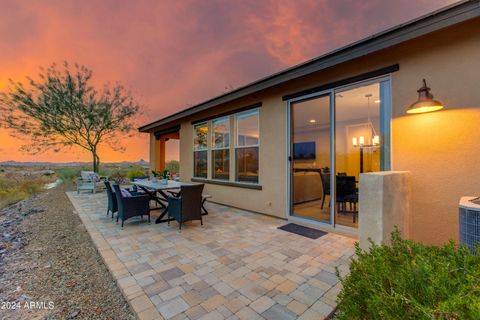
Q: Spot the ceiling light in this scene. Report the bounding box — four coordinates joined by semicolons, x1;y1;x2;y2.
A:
309;119;316;123
374;99;381;104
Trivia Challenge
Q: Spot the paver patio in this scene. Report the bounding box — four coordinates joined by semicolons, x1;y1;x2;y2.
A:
67;191;356;320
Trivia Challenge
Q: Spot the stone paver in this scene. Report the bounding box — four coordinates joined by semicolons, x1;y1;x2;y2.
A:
250;295;275;314
67;191;355;320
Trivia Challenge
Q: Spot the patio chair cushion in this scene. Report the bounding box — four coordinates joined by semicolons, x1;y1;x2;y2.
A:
132;177;149;182
89;173;101;183
120;188;132;197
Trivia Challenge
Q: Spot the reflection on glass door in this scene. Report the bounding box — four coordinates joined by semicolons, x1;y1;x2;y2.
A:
289;78;391;230
291;94;332;224
334;80;390;228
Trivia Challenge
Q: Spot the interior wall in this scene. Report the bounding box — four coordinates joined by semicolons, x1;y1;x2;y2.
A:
293;117;380;180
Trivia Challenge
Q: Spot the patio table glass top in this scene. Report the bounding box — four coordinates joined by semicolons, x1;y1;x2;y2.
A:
132;180;194;191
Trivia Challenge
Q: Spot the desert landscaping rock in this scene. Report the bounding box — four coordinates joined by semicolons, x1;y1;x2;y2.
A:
0;185;134;319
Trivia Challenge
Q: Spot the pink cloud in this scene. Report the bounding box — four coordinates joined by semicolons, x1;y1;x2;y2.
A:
0;0;456;163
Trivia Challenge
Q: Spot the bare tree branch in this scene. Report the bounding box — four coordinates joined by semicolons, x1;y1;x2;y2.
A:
0;62;142;172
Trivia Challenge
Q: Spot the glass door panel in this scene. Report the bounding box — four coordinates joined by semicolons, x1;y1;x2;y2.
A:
334;80;390;228
291;94;332;224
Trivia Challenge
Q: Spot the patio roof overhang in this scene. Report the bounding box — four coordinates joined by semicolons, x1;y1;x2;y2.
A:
138;0;480;133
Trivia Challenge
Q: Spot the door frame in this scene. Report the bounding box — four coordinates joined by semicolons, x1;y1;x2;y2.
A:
285;75;392;234
287;89;335;230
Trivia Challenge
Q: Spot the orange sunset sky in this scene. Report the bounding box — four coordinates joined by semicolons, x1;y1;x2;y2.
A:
0;0;455;163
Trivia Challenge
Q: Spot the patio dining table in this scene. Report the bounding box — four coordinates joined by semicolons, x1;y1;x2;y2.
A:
132;180;205;224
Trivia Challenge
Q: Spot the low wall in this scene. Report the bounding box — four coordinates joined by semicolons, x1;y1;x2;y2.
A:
358;171;412;249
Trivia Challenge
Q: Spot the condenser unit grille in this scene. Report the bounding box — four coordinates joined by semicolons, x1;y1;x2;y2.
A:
459;207;480;254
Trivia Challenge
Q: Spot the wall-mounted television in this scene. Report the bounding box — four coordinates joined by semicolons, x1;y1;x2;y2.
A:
293;141;316;160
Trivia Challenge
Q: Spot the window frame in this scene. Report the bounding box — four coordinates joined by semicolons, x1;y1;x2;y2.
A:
193;122;208;178
191;108;261;185
211;116;230;180
234;109;260;184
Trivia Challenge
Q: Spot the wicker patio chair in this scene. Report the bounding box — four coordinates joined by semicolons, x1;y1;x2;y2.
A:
113;184;150;228
104;181;118;219
167;184;204;230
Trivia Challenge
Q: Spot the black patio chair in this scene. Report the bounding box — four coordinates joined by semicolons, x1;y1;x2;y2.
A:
113;184;151;228
336;175;358;222
167;189;210;215
167;184;204;230
320;169;330;209
104;181;118;219
131;176;149;193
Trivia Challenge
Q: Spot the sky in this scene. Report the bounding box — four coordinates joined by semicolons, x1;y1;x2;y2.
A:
0;0;456;163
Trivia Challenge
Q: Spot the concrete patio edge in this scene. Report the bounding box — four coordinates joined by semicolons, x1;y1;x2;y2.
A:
67;192;162;320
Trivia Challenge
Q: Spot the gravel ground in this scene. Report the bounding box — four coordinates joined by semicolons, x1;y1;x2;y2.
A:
0;184;135;320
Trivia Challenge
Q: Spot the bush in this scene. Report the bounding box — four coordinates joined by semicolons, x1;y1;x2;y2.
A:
55;168;82;182
0;176;47;208
165;160;179;174
109;170;128;185
127;167;148;181
336;229;480;320
0;188;27;208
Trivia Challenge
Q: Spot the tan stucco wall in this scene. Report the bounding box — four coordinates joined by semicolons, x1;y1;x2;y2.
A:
149;18;480;244
389;19;480;244
178;93;288;219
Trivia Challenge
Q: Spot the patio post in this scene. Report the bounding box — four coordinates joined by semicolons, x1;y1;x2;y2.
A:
358;171;412;249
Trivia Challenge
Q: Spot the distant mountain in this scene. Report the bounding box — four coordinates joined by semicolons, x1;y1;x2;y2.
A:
0;160;150;167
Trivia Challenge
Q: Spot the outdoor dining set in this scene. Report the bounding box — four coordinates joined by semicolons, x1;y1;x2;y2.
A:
77;171;209;229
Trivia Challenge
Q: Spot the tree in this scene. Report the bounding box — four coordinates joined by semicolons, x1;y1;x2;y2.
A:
0;62;141;172
165;160;180;174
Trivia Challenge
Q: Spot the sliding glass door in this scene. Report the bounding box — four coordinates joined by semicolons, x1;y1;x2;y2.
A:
289;78;391;230
290;93;333;224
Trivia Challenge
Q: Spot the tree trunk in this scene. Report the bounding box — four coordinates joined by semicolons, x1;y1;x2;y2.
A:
92;151;100;173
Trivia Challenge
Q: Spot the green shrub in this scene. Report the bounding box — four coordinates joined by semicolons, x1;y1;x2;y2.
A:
98;167;114;177
0;188;27;208
127;167;148;181
109;170;128;185
165;160;179;174
336;229;480;320
55;168;82;182
0;176;47;208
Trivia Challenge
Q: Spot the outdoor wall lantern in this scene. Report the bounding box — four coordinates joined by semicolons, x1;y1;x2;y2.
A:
407;79;444;114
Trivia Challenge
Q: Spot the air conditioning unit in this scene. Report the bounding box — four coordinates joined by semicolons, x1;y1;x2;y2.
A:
459;197;480;254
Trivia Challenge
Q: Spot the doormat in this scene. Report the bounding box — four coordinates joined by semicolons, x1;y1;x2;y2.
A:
278;223;327;239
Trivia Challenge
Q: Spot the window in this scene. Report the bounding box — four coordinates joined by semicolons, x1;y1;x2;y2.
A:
235;110;259;183
193;123;208;178
212;117;230;180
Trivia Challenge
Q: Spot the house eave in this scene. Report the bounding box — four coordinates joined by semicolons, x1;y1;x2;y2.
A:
138;0;480;133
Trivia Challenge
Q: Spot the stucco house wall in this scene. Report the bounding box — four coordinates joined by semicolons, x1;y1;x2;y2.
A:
149;17;480;245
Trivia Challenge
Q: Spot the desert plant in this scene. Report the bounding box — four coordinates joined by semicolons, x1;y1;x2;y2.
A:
108;170;128;185
127;167;147;181
55;168;82;182
165;160;179;174
0;176;48;208
336;229;480;320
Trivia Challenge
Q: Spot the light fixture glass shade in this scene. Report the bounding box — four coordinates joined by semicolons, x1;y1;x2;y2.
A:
407;79;444;114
